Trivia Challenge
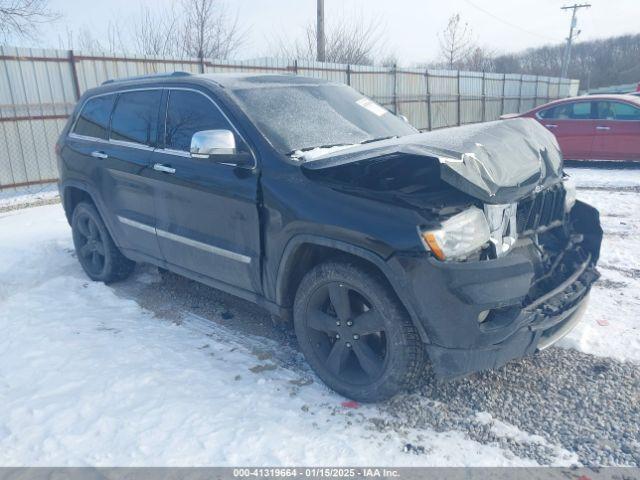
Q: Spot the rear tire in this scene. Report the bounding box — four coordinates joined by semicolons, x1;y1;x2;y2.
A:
293;261;426;402
71;202;135;283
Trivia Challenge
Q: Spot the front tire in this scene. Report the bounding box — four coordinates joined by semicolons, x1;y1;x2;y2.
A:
71;202;135;283
293;261;426;402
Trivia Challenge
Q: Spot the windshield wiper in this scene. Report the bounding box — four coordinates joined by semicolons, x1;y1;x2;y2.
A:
287;142;355;156
359;135;398;145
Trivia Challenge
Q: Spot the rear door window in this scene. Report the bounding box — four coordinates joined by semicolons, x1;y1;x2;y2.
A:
596;101;640;121
110;90;162;145
164;89;235;152
539;102;593;120
73;94;115;140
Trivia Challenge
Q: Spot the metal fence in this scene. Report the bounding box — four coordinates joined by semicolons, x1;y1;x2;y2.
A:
0;45;580;190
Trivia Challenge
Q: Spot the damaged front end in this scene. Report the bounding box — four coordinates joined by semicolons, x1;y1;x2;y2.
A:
300;118;603;378
413;196;602;378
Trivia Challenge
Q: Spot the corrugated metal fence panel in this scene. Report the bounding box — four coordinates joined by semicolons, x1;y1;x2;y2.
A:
503;73;522;114
0;45;578;189
396;68;427;129
484;73;505;121
349;64;393;109
0;46;74;187
536;76;551;106
206;57;290;74
297;59;348;83
568;80;580;97
548;78;561;99
74;52;202;92
427;69;459;129
520;74;538;112
459;71;483;124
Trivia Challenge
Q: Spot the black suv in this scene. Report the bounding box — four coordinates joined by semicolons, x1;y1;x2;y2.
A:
56;72;602;401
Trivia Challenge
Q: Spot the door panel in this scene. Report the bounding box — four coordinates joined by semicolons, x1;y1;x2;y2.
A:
99;89;163;258
99;144;162;258
67;90;162;258
537;101;595;160
151;152;260;291
591;101;640;161
151;88;261;292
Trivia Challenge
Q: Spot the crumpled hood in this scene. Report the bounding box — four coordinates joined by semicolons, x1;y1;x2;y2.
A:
301;118;564;204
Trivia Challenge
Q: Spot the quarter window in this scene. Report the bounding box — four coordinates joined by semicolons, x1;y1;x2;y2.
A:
110;90;162;145
73;95;115;140
165;90;235;152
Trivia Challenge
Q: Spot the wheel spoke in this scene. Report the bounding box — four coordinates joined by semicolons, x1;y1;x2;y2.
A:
308;309;338;334
326;341;350;376
351;309;386;336
87;220;98;240
79;243;93;258
352;341;383;379
93;240;105;256
328;283;351;321
90;251;102;271
77;218;90;238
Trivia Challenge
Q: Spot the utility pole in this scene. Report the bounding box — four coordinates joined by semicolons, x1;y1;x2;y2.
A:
316;0;326;62
560;3;590;78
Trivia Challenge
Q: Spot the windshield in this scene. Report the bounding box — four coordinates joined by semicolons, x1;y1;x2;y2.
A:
230;83;418;155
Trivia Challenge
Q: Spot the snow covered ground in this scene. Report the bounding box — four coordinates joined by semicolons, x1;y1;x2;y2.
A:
0;166;638;466
560;167;640;363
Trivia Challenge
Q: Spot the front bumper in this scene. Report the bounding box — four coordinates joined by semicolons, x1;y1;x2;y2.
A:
391;200;602;378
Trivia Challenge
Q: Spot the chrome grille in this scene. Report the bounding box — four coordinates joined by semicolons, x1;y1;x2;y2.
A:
517;184;566;236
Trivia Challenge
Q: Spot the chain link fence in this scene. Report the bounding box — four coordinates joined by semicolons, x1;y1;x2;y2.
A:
0;45;580;191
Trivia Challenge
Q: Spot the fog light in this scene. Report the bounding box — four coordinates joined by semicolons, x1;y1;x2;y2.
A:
478;310;490;323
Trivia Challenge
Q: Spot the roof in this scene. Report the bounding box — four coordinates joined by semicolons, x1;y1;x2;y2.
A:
97;72;330;90
529;94;640;111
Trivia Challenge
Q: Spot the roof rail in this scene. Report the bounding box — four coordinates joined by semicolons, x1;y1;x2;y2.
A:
102;71;192;85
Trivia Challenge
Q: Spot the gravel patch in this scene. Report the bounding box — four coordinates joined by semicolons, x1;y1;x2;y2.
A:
119;266;640;466
377;349;640;466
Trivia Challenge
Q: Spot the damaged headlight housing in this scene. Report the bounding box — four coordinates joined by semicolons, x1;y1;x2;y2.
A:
563;176;577;212
420;206;490;261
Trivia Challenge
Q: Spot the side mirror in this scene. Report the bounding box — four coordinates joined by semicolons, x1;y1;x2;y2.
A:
190;130;237;158
398;114;410;124
190;129;253;168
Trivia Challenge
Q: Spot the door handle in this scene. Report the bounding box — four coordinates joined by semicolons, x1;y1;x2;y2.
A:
596;126;611;131
153;163;176;174
545;124;558;129
91;150;108;159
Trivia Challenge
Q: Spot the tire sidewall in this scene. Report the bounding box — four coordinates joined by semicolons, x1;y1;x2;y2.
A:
71;203;114;282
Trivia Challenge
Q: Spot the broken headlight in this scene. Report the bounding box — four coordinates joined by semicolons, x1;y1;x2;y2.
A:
420;206;490;261
563;176;577;212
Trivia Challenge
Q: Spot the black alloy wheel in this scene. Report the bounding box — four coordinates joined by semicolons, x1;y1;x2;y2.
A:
294;261;426;402
74;212;107;276
71;202;135;283
305;281;388;384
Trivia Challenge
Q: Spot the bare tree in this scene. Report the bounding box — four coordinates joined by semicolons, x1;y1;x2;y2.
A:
0;0;59;42
379;52;399;68
274;12;386;65
59;21;125;54
179;0;245;60
133;5;180;57
464;46;495;71
492;33;640;89
438;13;475;69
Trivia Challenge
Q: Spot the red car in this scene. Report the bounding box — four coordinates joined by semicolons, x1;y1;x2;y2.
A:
503;94;640;162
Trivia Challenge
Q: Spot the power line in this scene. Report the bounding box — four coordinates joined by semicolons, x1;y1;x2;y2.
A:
461;0;560;42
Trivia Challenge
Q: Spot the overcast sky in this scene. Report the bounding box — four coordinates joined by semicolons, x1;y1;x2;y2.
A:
32;0;640;64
